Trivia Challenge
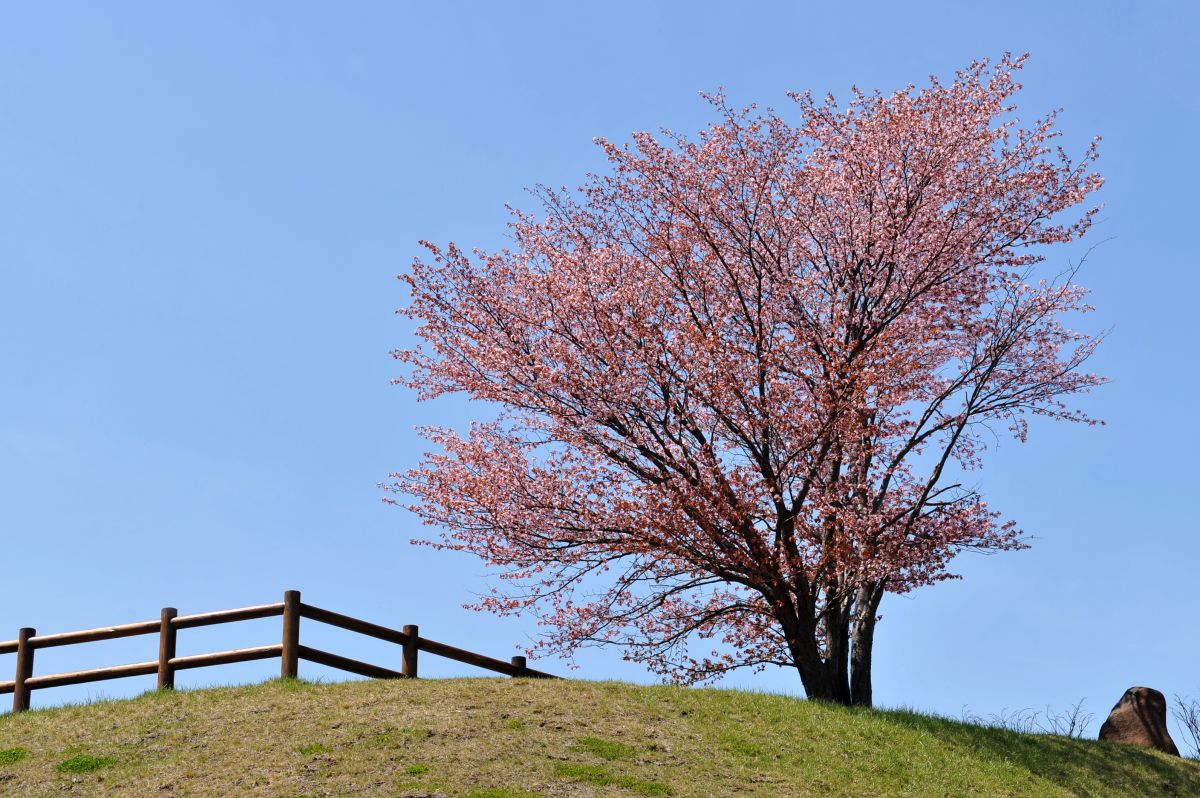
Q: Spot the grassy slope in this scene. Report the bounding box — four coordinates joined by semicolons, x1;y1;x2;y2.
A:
0;678;1197;797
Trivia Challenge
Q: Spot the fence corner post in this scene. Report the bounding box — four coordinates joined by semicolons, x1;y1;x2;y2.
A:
510;655;527;678
281;590;300;679
157;608;178;689
401;624;418;678
13;627;36;712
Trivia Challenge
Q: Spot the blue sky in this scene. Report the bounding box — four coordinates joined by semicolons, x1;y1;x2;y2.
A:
2;0;1197;738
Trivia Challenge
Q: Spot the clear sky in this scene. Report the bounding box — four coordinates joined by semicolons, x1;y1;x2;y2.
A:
1;1;1197;738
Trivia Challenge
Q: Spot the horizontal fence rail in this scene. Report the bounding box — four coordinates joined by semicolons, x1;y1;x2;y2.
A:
1;590;556;712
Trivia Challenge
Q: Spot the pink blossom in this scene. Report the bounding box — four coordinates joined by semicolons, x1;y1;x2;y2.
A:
388;55;1104;706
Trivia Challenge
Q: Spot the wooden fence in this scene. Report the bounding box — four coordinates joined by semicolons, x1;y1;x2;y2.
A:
0;590;555;713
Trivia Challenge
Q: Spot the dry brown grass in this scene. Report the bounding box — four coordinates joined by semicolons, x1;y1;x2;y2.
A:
1;677;1198;797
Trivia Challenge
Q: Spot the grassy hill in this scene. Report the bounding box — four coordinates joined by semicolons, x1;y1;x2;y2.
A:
1;678;1197;797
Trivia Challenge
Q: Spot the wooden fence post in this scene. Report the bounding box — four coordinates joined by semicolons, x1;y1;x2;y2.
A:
157;608;178;689
281;590;300;679
13;628;36;712
402;624;418;678
510;655;527;678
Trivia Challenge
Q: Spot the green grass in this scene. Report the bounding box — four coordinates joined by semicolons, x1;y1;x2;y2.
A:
296;743;331;756
0;677;1196;796
0;747;28;765
54;755;115;773
575;734;639;760
555;761;673;794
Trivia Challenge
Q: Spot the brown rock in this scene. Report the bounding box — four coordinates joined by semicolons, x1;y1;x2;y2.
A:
1098;686;1180;756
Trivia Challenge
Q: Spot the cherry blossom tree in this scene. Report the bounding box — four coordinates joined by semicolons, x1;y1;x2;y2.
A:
389;55;1104;706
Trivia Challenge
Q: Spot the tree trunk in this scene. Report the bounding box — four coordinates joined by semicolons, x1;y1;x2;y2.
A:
787;582;885;707
849;582;884;707
782;611;838;703
825;593;853;705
